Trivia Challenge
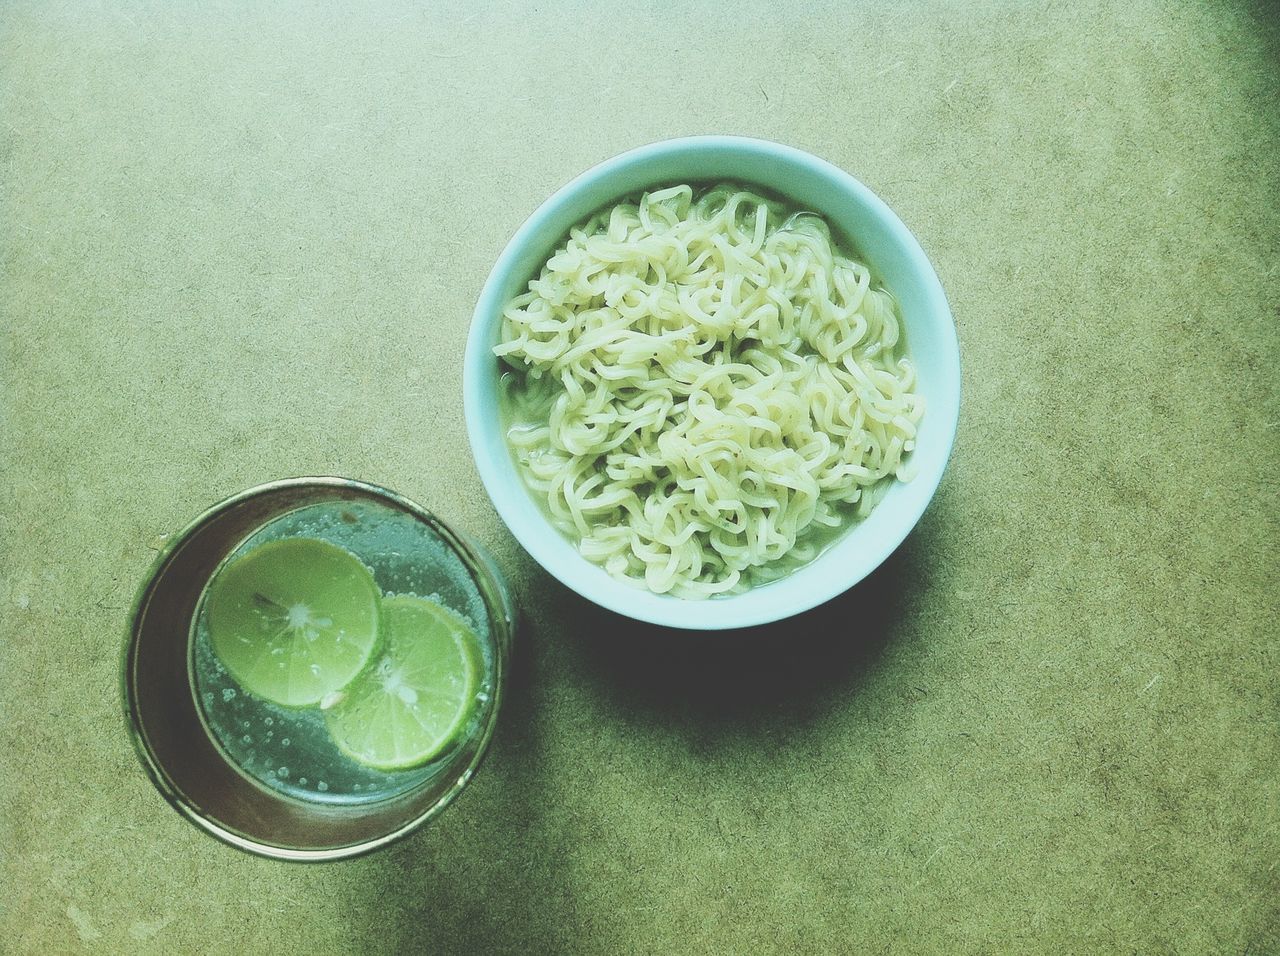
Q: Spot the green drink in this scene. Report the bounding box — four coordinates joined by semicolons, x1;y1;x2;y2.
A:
126;479;513;859
192;499;496;806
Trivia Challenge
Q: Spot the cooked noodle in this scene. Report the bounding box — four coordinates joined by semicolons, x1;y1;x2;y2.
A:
495;183;923;598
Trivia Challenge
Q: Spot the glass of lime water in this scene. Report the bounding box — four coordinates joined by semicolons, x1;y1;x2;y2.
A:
124;478;514;861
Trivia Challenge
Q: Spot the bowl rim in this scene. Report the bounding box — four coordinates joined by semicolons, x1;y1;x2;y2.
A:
464;135;959;630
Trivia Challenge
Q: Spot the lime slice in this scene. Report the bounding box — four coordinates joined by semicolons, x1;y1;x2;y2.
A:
204;537;382;707
324;594;483;771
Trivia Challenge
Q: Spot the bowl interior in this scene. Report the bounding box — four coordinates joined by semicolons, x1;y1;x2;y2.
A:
466;137;959;629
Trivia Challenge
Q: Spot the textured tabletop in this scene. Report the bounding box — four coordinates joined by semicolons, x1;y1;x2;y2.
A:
2;1;1277;952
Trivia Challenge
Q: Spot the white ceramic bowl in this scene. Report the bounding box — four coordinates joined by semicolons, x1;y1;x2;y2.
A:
464;136;960;630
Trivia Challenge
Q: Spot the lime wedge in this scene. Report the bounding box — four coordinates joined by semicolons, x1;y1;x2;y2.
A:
324;594;483;771
204;537;382;707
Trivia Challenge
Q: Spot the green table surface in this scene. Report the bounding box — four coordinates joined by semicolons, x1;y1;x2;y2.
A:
2;1;1277;952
